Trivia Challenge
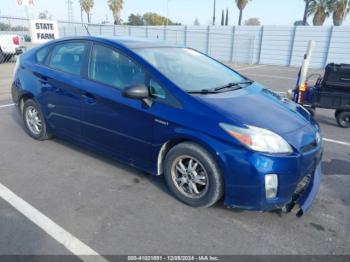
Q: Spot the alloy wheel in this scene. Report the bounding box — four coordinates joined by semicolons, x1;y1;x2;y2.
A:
25;106;42;135
171;155;209;199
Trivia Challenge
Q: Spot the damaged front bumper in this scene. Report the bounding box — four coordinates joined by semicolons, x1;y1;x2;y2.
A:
284;163;322;217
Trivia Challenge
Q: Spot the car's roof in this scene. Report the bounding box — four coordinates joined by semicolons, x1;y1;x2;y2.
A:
54;36;182;49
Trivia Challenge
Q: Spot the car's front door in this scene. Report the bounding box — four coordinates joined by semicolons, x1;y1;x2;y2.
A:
36;41;88;139
80;43;154;168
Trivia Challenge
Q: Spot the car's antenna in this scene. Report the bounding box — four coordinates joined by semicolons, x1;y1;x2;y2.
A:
83;24;91;36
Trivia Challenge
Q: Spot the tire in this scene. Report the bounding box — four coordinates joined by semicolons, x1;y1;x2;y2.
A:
336;111;350;128
335;109;341;119
163;142;224;208
22;99;52;140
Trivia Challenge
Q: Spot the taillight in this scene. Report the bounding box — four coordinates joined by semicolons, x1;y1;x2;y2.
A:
13;36;19;45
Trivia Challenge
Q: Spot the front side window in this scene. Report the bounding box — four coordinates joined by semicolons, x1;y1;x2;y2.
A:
89;44;145;90
149;79;166;99
48;42;86;75
134;47;246;92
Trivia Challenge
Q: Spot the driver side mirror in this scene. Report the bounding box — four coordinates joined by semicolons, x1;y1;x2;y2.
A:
122;84;153;107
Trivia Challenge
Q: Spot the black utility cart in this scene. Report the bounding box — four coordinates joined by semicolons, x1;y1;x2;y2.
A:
298;63;350;128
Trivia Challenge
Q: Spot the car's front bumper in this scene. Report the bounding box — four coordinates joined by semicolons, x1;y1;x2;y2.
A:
221;144;322;216
290;163;322;216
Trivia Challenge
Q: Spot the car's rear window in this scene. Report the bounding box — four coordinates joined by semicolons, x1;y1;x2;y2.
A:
48;42;86;75
36;46;50;64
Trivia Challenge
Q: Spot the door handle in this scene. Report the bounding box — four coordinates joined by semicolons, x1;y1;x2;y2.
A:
33;71;48;82
33;72;51;86
82;92;96;105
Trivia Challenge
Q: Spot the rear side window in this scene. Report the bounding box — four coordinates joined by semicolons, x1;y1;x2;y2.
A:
48;42;86;75
88;44;145;90
36;46;50;64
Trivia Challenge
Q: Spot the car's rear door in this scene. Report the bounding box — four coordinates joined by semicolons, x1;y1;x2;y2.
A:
34;41;88;139
80;43;154;168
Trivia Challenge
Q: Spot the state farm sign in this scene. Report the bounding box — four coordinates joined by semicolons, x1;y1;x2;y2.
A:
30;19;59;44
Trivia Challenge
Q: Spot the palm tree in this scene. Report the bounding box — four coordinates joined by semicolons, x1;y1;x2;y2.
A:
308;0;336;25
235;0;251;26
302;0;311;25
80;0;94;23
333;0;349;25
108;0;124;25
221;10;225;25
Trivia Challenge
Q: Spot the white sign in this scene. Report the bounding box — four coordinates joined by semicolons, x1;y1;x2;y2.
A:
15;0;35;6
30;19;59;44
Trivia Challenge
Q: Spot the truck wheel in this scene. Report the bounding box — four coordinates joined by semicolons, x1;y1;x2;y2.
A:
336;111;350;128
335;109;341;119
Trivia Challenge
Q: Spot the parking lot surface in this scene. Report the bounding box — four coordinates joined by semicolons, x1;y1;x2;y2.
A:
0;63;349;256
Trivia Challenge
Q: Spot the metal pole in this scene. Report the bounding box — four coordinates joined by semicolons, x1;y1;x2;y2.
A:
230;26;236;62
257;26;264;65
166;0;169;27
205;26;210;55
298;40;316;103
212;0;216;26
288;26;298;66
80;7;83;24
324;26;334;67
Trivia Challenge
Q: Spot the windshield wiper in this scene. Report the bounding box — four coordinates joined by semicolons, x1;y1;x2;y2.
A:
186;89;218;94
213;80;254;92
186;80;254;94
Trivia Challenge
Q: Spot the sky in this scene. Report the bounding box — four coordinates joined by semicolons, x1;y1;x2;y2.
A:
1;0;350;26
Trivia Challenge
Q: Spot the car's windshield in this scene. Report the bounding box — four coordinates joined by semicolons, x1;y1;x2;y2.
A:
133;47;246;92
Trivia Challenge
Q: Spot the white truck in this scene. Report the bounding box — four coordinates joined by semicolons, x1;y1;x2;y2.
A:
0;34;23;63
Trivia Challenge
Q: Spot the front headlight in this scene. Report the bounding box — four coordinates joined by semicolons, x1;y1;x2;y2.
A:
219;123;293;154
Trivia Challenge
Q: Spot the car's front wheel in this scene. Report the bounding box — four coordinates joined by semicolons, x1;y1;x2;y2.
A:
164;142;224;207
22;99;52;140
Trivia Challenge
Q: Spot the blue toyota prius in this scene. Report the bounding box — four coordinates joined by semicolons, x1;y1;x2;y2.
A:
12;36;323;216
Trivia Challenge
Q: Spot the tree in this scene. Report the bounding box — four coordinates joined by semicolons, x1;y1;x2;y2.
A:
108;0;124;25
235;0;251;25
333;0;349;25
308;0;336;25
127;13;144;26
80;0;94;23
142;12;180;26
302;0;311;25
0;22;11;31
244;17;260;25
294;20;309;26
193;18;200;26
221;9;225;25
225;8;229;25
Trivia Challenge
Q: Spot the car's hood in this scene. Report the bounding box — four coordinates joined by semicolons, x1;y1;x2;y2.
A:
195;83;311;135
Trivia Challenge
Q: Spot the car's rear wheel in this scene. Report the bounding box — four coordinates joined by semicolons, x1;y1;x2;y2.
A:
22;99;52;140
164;142;223;207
